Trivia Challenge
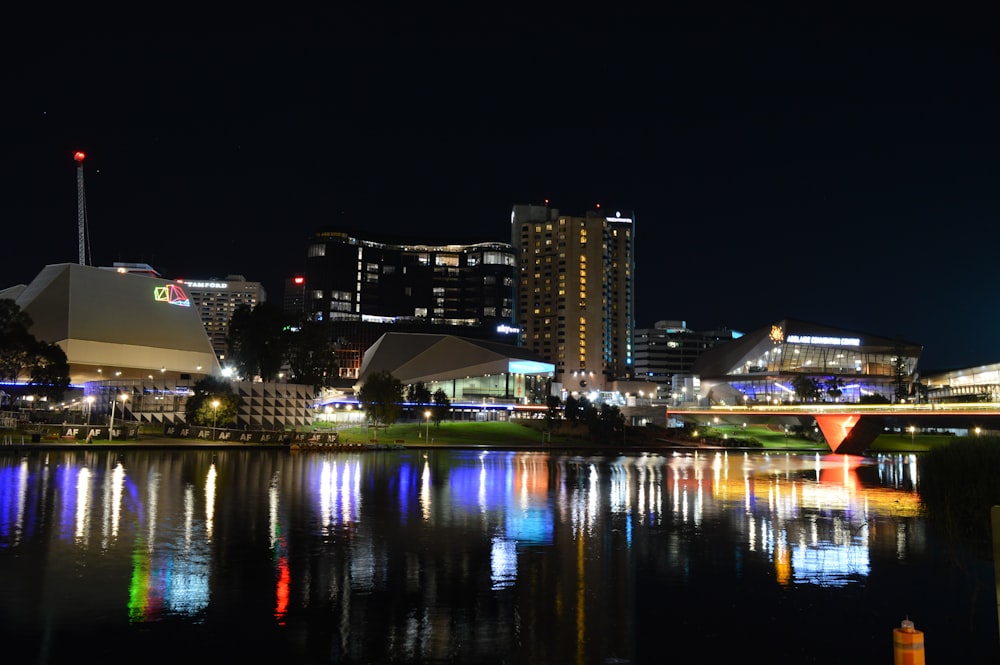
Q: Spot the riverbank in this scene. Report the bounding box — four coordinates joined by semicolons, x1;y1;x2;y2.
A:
0;419;948;454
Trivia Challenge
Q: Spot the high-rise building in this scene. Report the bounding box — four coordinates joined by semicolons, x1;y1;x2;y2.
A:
283;275;306;318
632;320;742;397
304;230;518;379
511;203;635;393
176;275;266;362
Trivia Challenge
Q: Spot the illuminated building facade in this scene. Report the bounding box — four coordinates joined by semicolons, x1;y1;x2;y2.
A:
304;230;519;379
922;363;1000;403
356;332;555;409
511;203;635;394
691;318;923;405
632;320;742;397
176;275;266;361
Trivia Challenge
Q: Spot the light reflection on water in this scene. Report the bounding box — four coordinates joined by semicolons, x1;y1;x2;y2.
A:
0;448;995;664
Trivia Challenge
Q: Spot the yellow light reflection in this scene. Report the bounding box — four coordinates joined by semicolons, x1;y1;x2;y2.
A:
421;459;431;522
110;462;124;539
75;467;91;544
205;464;216;540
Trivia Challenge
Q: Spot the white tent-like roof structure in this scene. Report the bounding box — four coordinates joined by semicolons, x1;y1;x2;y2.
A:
356;332;554;388
5;263;221;385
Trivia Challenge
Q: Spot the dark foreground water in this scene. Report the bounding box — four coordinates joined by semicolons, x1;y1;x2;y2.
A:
0;447;997;664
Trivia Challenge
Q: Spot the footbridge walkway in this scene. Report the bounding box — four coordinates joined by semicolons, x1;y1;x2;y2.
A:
665;403;1000;454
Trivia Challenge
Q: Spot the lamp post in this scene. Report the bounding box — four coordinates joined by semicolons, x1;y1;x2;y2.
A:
85;395;94;424
212;399;220;439
109;394;127;440
424;409;431;445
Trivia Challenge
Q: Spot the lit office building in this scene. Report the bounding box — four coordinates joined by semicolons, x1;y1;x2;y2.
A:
511;203;635;394
632;320;742;398
175;275;266;361
304;230;519;379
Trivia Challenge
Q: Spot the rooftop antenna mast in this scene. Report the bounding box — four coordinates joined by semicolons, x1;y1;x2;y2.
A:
74;151;90;266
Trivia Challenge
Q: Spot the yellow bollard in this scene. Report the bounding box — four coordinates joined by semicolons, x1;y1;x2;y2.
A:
893;618;925;665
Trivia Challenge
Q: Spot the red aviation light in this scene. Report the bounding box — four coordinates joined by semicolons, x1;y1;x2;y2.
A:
73;151;86;162
293;276;305;285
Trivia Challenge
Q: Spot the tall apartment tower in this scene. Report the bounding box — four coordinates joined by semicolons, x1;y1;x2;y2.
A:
177;275;266;362
511;203;635;394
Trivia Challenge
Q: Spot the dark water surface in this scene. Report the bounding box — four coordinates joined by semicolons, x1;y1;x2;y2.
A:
0;448;997;664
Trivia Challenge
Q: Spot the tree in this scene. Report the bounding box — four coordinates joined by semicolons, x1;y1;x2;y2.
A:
26;340;71;403
357;370;404;435
226;302;289;381
406;381;432;416
431;388;451;425
791;375;821;403
284;320;339;390
544;395;562;433
0;301;70;405
0;300;35;384
823;376;845;402
184;376;241;427
593;403;625;442
564;394;580;426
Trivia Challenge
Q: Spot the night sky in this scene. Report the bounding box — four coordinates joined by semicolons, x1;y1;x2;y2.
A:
4;7;1000;371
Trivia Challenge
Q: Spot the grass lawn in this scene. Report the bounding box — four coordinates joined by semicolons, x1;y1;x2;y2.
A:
323;420;959;453
330;420;582;446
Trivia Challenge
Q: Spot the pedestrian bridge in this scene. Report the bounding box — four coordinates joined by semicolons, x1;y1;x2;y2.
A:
665;403;1000;454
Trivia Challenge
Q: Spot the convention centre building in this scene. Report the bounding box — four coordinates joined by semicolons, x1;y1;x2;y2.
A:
689;318;923;405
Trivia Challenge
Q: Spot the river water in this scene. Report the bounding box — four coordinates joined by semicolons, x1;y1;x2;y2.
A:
0;447;997;664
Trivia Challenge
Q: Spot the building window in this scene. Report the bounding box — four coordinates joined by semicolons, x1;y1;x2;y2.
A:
483;251;514;266
435;254;460;267
307;244;326;257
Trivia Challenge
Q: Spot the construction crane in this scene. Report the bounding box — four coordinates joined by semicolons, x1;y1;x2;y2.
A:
74;150;91;266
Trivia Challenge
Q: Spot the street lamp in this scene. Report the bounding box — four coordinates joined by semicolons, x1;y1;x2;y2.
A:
109;393;127;441
85;395;94;424
212;399;220;439
424;409;431;444
908;425;915;445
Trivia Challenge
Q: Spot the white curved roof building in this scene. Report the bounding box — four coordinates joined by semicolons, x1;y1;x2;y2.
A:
2;263;221;385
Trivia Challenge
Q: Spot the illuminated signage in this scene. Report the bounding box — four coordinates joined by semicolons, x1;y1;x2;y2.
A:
154;284;191;307
180;281;228;289
497;324;521;335
787;335;861;347
769;325;784;343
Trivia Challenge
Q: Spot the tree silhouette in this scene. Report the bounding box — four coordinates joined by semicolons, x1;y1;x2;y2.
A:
357;370;404;435
431;388;451;425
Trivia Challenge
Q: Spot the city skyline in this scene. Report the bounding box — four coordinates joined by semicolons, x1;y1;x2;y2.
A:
5;7;1000;371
